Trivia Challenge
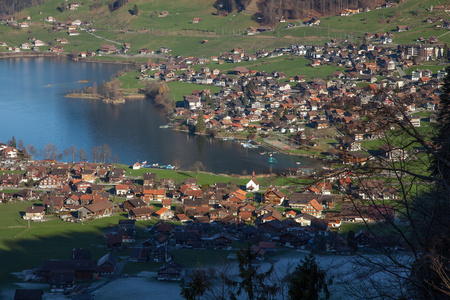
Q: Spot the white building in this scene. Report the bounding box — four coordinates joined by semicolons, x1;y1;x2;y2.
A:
246;171;260;192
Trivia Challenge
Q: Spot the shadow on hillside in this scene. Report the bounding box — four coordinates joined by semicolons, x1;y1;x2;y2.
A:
0;227;122;286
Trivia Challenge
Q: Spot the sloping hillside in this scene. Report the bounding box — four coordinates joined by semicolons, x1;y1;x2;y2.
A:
0;0;449;58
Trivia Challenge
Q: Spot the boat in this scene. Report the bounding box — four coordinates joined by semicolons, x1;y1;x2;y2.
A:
78;80;89;83
242;142;259;149
269;154;278;164
159;125;169;129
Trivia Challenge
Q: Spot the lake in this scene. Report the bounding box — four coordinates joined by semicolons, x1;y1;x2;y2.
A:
0;57;318;174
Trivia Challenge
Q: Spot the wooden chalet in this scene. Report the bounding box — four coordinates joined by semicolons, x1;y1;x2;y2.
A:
23;206;46;221
96;253;117;275
129;207;155;220
157;263;183;281
263;187;286;206
80;201;114;218
123;198;147;211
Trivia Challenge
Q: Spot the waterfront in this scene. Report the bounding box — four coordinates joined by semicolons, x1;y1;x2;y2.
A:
0;57;318;174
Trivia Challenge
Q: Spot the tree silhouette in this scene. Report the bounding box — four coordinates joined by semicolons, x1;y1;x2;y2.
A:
9;136;17;148
195;112;206;133
180;269;208;300
190;161;205;178
133;4;139;15
287;254;331;300
227;243;278;300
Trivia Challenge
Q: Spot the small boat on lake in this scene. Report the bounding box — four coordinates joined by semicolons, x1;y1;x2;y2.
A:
269;154;278;164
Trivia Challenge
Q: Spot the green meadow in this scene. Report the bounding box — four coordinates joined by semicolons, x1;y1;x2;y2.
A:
2;0;448;59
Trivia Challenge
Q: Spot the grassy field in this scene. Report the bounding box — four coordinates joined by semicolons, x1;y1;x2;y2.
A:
0;201;133;284
118;163;253;186
3;0;449;59
166;81;222;102
404;64;447;75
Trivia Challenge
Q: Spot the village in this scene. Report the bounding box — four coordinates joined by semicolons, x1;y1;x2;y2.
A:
133;36;442;163
1;9;447;296
1;1;449;298
1;130;411;297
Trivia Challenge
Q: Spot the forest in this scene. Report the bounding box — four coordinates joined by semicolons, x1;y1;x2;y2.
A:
215;0;388;25
256;0;387;24
0;0;44;15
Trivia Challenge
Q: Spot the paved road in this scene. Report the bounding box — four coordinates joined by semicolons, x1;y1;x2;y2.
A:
396;65;405;77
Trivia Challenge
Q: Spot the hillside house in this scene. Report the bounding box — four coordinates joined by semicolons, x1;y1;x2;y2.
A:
99;44;117;54
24;206;45;221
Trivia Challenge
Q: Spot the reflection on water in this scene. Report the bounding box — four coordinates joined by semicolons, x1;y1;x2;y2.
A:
0;57;319;174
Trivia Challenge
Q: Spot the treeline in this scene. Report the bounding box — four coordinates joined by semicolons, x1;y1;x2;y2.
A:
140;82;174;114
0;0;44;15
109;0;129;12
256;0;383;25
3;135;119;163
71;70;125;101
213;0;251;15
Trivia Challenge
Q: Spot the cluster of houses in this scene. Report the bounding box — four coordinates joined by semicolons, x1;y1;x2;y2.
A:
0;13;102;54
31;247;118;294
136;39;444;165
1;146;401;243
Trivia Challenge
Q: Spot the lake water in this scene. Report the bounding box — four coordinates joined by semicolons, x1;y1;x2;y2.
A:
0;57;318;174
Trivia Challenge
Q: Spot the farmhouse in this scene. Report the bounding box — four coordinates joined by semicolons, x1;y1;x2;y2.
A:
99;44;117;54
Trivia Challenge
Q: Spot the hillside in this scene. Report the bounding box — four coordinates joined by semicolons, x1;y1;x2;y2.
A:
0;0;449;58
0;0;43;15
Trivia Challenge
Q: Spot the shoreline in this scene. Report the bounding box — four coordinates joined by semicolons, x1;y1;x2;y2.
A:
172;127;324;162
65;92;145;102
0;51;139;66
4;53;323;164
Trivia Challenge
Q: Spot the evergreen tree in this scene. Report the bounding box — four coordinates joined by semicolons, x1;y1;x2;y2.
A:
133;4;139;15
195;112;206;133
241;94;248;107
287;254;331;300
204;94;214;108
58;2;67;12
227;243;278;300
180;269;207;300
443;43;449;60
48;200;55;214
246;79;254;92
10;136;16;148
275;109;282;120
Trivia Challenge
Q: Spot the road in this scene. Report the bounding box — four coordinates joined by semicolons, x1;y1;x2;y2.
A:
396;65;405;77
86;31;122;45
